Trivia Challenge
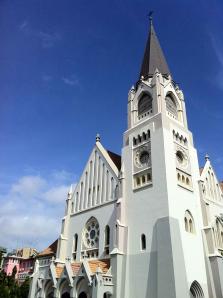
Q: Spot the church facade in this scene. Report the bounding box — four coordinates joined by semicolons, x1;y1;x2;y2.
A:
29;19;223;298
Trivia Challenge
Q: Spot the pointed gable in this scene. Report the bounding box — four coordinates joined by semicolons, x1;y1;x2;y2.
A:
71;141;120;213
200;158;223;201
140;19;171;79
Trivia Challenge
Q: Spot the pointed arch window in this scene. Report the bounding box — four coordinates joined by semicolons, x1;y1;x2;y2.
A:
215;218;223;249
104;225;110;256
141;234;146;250
73;233;78;260
82;217;100;259
184;210;195;234
190;280;204;297
165;93;178;119
138;93;153;117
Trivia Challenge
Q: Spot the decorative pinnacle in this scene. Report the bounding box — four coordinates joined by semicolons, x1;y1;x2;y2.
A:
68;184;73;195
96;133;100;142
148;11;154;25
205;154;210;161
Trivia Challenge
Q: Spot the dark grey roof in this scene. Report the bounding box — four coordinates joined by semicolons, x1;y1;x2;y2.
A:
139;21;171;78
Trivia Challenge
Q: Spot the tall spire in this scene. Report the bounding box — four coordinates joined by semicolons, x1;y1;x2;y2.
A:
139;15;171;79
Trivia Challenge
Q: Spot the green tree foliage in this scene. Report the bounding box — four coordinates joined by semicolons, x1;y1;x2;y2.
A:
0;269;30;298
20;278;30;298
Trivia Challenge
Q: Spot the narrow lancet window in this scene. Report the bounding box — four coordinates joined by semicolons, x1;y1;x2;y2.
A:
141;234;146;250
104;225;110;255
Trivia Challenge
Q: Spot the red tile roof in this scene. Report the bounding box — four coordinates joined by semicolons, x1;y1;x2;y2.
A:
88;259;110;274
37;240;58;257
55;266;63;278
71;262;81;276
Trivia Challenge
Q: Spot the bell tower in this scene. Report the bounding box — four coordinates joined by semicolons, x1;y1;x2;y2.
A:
119;17;209;298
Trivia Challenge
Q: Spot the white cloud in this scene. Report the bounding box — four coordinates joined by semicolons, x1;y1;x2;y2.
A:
37;31;61;48
51;169;73;182
0;170;75;251
11;176;46;198
43;185;70;204
62;76;79;86
19;21;61;48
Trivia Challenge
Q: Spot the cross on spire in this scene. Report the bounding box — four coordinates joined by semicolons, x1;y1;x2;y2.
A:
139;15;171;79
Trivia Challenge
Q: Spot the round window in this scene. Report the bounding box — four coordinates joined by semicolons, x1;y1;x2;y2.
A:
83;218;100;249
139;151;150;165
176;150;184;164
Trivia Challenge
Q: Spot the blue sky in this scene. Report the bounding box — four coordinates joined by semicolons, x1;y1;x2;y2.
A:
0;0;223;251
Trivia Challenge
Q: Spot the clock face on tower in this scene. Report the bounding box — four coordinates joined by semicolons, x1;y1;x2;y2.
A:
134;146;150;169
175;148;188;169
139;151;150;164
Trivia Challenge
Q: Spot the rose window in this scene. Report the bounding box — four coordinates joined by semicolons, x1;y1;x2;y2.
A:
83;218;100;249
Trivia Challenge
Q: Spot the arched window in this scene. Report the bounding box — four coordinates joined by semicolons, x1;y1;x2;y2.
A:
62;293;70;298
182;175;185;184
74;234;78;252
78;293;87;298
141;234;146;250
165;93;178;119
138;93;153;116
184;210;195;233
82;217;100;258
184;217;188;231
190;281;204;297
73;234;78;260
104;225;110;249
189;219;193;233
103;293;112;298
147;172;151;182
136;177;140;186
215;218;223;248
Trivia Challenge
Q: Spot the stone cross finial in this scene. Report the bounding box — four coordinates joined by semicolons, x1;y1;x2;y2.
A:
96;133;100;142
205;154;210;161
148;11;154;24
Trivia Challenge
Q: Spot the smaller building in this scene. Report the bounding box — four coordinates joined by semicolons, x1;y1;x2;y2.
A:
3;255;21;278
16;247;37;259
3;247;38;284
18;257;35;285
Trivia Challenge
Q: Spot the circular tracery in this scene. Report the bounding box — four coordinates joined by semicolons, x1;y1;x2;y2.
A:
176;150;184;164
83;218;100;249
139;151;150;164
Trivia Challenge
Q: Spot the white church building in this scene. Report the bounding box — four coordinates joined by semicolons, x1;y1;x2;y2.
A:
29;18;223;298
